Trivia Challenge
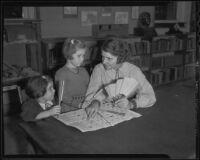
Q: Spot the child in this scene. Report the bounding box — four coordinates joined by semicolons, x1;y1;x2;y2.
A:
55;38;90;112
20;75;61;122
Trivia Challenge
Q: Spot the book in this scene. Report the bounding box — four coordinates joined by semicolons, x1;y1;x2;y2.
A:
55;107;142;132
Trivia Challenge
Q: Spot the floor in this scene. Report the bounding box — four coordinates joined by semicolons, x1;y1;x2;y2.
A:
2;78;197;158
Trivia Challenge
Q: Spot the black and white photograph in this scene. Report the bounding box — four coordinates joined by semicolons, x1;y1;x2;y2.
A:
1;1;199;159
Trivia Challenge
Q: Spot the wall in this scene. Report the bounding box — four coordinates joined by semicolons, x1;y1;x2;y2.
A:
40;3;192;38
155;2;192;35
40;6;154;38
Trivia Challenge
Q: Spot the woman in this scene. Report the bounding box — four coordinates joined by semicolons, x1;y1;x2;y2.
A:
83;38;156;118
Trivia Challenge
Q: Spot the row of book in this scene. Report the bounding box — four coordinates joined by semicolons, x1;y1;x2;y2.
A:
151;54;183;70
122;38;151;56
151;37;185;53
184;64;196;78
129;56;150;71
186;37;196;50
185;51;196;64
151;64;196;86
151;66;184;86
48;43;65;68
134;41;151;55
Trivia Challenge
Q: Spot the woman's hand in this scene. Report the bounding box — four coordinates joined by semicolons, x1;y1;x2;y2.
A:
114;96;132;110
103;98;114;108
85;100;100;119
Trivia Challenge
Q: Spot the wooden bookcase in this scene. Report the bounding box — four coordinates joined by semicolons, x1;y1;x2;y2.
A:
3;7;42;75
41;33;196;87
3;7;42;107
150;33;196;86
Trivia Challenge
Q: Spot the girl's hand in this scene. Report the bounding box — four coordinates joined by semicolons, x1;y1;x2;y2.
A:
85;100;100;119
48;105;61;116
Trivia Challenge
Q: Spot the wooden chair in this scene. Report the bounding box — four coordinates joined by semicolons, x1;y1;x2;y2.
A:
3;85;23;104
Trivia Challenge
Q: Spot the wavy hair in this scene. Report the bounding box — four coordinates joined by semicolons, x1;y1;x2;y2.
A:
101;38;132;64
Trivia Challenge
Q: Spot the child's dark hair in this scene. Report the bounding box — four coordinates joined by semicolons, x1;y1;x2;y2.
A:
101;38;131;64
62;38;87;60
25;75;53;99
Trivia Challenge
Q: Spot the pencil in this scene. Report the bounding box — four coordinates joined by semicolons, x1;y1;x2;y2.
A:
97;112;111;125
100;108;125;116
59;80;64;106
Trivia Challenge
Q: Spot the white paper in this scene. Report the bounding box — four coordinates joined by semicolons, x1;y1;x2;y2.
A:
55;107;142;132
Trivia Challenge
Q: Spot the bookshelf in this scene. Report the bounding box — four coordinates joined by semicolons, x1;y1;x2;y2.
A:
183;33;196;79
150;33;196;86
41;33;196;86
3;7;42;86
3;7;42;73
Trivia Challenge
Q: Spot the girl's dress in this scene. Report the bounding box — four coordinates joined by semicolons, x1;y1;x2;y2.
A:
55;66;90;112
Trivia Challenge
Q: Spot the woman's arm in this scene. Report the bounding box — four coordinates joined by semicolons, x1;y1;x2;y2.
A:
83;65;106;107
129;67;156;108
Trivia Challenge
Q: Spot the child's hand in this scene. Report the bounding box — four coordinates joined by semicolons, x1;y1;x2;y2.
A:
48;105;61;116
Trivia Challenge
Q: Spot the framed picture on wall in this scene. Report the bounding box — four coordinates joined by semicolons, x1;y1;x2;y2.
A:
115;12;129;24
81;11;98;26
63;7;78;17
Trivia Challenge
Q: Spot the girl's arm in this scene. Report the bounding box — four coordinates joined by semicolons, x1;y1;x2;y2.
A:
35;105;61;120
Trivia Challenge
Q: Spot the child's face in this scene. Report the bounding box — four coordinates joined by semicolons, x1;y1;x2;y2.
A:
70;49;86;67
102;50;118;70
42;81;55;102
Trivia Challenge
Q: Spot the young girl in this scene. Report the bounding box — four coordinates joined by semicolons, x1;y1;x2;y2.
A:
20;75;61;122
55;38;90;112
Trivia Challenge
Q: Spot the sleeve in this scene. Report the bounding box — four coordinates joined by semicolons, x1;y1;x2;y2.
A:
55;70;65;83
82;65;106;108
129;67;156;108
20;100;42;122
83;68;90;87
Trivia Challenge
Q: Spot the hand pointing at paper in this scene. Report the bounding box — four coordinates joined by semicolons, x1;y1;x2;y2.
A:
85;100;101;119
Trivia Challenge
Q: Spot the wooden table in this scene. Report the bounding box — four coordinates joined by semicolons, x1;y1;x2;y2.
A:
18;80;196;158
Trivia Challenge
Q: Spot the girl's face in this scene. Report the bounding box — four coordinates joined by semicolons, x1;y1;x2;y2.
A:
69;49;86;67
102;50;118;70
42;81;55;102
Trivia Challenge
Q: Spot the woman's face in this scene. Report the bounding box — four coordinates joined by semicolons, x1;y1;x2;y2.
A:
70;49;86;67
101;50;118;70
